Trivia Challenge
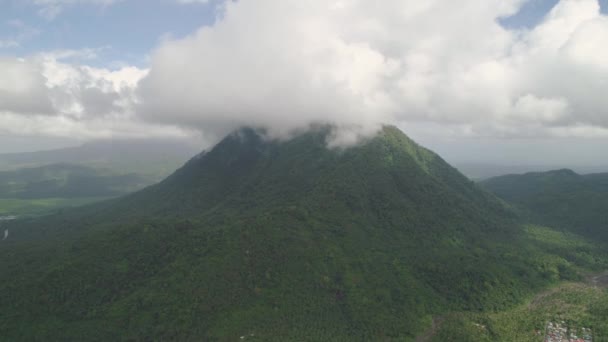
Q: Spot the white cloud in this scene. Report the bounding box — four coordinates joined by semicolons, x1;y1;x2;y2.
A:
0;58;54;114
512;95;570;123
37;53;147;119
3;0;608;148
135;0;608;143
0;54;183;141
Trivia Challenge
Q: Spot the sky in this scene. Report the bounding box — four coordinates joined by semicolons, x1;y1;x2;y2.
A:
1;0;608;170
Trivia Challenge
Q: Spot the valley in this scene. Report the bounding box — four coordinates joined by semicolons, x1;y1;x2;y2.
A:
0;140;198;217
0;163;144;217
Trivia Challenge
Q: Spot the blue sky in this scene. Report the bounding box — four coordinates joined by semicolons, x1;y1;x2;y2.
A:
503;0;606;26
2;0;606;69
0;0;219;67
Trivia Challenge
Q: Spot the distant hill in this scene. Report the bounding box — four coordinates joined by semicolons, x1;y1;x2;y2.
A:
0;139;200;180
0;127;600;340
453;162;608;180
481;169;608;241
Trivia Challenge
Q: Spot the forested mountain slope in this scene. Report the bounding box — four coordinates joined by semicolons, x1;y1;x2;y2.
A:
482;169;608;241
0;127;596;341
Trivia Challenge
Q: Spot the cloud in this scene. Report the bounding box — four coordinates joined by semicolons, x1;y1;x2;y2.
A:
0;50;147;120
3;0;608;148
0;53;184;141
135;0;608;143
0;58;54;114
38;52;147;119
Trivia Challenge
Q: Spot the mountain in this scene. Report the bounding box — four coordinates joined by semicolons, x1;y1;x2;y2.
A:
0;127;594;341
0;163;150;199
0;138;200;180
481;169;608;241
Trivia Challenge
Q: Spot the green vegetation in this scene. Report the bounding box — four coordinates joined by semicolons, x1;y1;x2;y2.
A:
481;169;608;242
433;224;608;341
1;127;607;340
0;197;110;216
433;283;608;341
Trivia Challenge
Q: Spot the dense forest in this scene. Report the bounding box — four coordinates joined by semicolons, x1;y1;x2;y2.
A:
1;127;607;341
482;169;608;242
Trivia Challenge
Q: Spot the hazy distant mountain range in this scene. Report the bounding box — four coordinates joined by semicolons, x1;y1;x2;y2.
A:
0;163;151;199
455;162;608;180
0;139;201;216
0;139;201;180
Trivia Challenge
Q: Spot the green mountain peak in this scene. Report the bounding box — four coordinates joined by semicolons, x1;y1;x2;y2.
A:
1;125;576;341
